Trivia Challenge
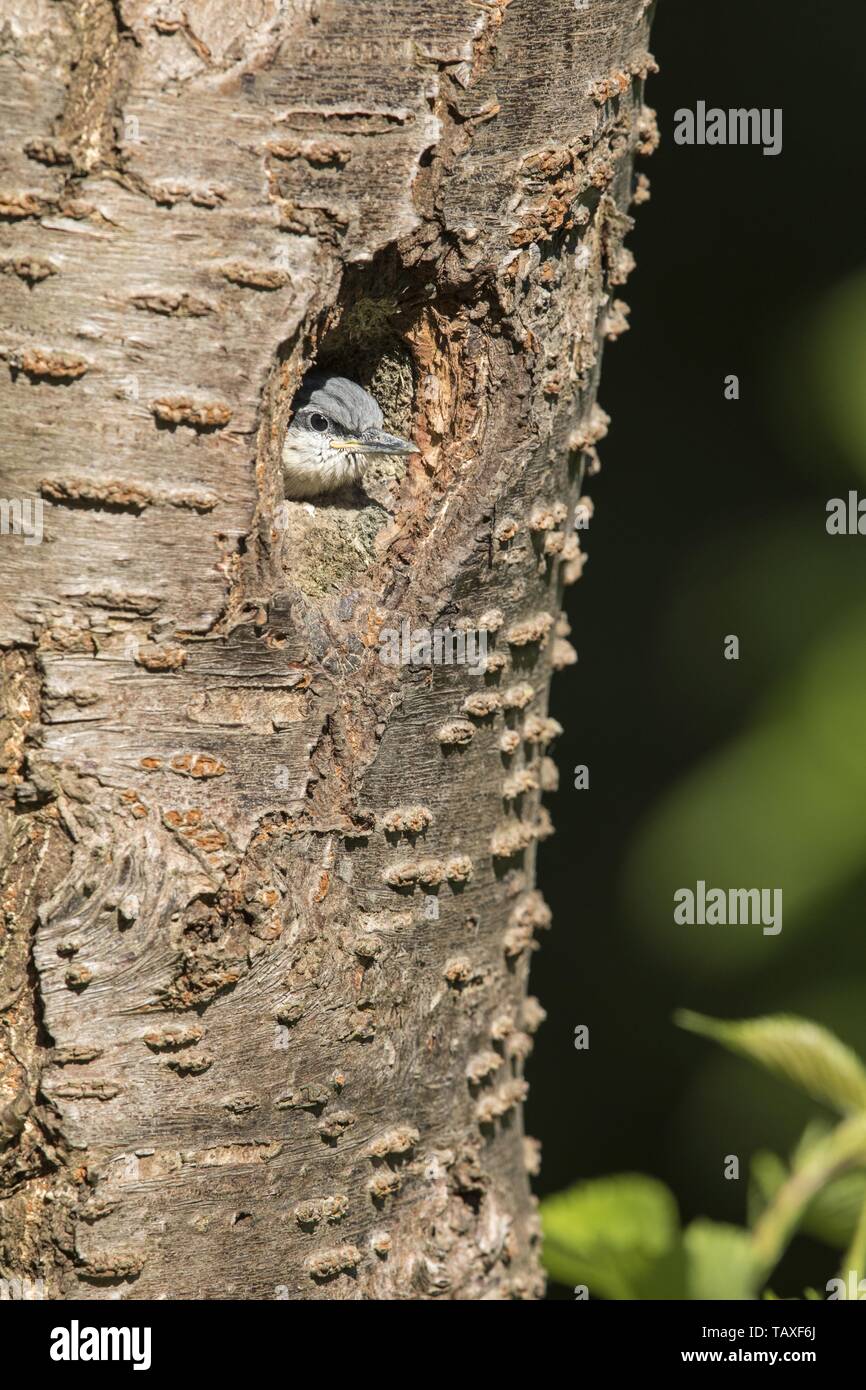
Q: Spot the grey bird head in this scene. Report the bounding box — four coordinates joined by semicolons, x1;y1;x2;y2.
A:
281;371;418;500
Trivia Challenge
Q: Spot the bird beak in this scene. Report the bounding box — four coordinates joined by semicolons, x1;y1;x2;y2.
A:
330;428;418;455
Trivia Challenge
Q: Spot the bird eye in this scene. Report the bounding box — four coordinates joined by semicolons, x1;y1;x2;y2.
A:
309;413;330;433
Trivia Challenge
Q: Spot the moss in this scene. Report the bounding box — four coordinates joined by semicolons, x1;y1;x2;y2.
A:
328;296;401;348
317;295;415;435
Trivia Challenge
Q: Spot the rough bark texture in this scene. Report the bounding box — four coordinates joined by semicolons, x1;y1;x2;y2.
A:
0;0;656;1299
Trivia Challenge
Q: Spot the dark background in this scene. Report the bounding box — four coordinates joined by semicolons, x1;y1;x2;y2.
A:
530;0;866;1295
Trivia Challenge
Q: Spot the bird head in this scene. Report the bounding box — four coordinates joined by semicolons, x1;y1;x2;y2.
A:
282;371;418;499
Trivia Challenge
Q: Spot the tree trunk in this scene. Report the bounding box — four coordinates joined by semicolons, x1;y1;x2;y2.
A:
0;0;656;1300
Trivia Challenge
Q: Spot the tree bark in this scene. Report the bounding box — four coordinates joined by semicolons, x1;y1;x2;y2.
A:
0;0;656;1299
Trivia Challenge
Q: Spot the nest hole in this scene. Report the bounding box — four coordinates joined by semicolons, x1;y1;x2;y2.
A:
279;256;426;598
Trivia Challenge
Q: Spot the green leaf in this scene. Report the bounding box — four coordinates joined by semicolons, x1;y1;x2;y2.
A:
541;1174;684;1299
749;1142;866;1249
675;1011;866;1114
802;1173;866;1249
751;1114;866;1281
683;1220;759;1300
748;1149;788;1228
790;1117;836;1164
806;1111;866;1168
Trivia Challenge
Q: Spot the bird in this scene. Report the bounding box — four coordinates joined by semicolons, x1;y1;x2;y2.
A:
281;371;418;499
